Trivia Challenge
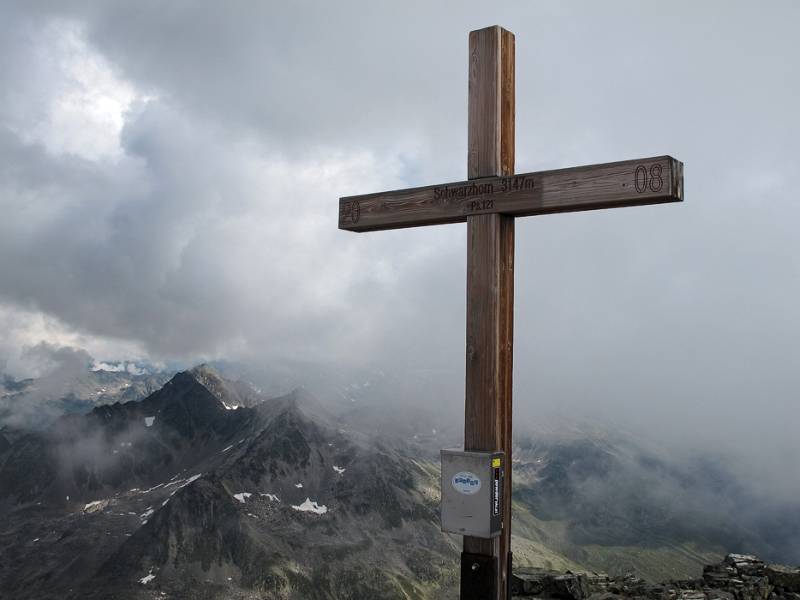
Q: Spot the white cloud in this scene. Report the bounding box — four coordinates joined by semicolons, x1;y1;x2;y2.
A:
0;1;799;496
0;304;146;378
6;18;145;162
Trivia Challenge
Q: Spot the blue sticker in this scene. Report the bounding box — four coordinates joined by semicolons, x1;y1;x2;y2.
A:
452;471;482;495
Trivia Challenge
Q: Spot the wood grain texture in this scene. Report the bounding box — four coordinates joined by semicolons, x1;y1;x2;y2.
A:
468;26;515;179
467;26;497;178
463;25;515;600
339;156;683;232
500;30;514;177
463;214;515;573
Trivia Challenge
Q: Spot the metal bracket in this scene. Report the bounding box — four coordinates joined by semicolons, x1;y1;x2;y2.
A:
460;552;497;599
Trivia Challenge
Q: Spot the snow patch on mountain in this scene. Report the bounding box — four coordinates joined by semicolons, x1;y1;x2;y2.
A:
138;569;155;585
233;492;252;504
291;498;327;515
84;499;109;513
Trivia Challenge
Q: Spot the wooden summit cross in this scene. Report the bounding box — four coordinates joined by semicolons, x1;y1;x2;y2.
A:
337;26;683;600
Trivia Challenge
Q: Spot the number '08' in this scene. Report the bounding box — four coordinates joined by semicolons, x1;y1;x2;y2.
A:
634;164;664;193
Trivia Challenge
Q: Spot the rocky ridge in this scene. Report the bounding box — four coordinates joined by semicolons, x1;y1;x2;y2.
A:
512;554;800;600
0;367;457;599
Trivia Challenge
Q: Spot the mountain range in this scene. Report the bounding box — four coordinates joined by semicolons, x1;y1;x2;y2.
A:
1;364;797;599
0;366;456;599
0;362;170;431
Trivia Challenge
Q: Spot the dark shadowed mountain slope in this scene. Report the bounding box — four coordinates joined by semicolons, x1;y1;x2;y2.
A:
0;370;252;508
0;367;459;600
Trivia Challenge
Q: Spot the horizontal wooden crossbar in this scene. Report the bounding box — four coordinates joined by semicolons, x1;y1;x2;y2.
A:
339;155;683;232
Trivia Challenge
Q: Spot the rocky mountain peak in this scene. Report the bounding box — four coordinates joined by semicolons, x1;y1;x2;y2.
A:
188;363;264;410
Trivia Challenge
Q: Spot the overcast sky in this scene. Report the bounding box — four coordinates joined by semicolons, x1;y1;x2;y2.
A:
1;1;798;484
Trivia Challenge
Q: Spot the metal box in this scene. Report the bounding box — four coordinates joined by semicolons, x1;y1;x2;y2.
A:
440;448;504;538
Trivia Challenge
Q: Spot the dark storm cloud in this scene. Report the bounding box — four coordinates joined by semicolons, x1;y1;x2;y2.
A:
0;1;798;493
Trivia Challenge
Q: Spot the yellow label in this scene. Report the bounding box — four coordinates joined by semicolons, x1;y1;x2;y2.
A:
492;458;501;468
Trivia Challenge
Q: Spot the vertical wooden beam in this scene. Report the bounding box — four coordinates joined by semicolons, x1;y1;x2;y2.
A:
468;26;515;179
464;25;515;600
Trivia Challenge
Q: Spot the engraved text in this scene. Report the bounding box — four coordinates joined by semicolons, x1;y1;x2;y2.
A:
434;175;534;213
